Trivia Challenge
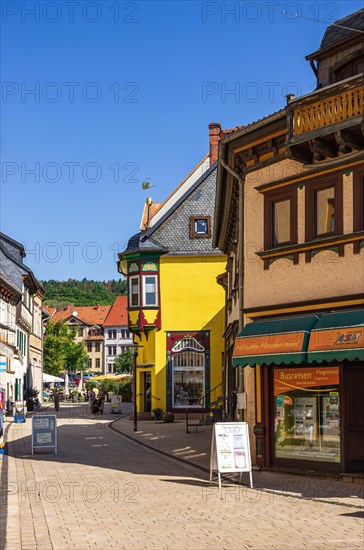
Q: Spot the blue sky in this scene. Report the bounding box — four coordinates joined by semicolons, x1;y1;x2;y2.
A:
1;0;363;281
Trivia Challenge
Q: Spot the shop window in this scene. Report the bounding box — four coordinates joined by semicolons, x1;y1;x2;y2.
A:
143;275;158;306
189;216;211;239
305;174;343;241
264;189;297;249
353;167;364;232
129;276;140;307
171;338;206;408
273;366;340;464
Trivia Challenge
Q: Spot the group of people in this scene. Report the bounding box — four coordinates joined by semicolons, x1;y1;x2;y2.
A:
50;387;106;414
88;387;106;414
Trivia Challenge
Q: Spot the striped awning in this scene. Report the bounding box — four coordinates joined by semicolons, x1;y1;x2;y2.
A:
232;315;320;367
308;309;364;363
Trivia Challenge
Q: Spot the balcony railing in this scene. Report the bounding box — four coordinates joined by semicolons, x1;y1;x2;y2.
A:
292;85;363;137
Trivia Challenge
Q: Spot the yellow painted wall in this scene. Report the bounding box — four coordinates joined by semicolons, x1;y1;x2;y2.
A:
135;254;226;412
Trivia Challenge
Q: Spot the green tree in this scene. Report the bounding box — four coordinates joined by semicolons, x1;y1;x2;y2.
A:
113;348;133;374
43;321;88;376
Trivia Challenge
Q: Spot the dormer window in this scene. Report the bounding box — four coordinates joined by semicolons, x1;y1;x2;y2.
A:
189;216;211;239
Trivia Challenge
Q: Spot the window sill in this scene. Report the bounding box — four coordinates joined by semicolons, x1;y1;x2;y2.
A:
256;230;364;269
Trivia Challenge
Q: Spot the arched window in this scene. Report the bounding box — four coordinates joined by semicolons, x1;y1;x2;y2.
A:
171;338;205;408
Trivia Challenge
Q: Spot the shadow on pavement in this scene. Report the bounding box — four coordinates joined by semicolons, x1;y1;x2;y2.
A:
7;404;209;488
6;403;364;507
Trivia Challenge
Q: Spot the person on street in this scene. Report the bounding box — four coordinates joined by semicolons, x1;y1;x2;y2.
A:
98;388;105;414
53;389;60;412
88;388;96;413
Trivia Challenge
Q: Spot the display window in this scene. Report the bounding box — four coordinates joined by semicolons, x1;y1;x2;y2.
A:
273;366;340;464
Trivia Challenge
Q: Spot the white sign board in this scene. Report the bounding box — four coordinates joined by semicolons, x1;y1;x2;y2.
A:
111;395;122;414
210;422;252;490
32;415;57;454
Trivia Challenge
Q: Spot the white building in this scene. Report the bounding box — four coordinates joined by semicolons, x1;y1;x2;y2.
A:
103;296;132;373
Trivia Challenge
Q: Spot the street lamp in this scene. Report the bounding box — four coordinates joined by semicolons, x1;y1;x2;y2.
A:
132;343;139;432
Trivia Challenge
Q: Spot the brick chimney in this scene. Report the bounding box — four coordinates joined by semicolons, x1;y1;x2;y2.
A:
209;122;221;165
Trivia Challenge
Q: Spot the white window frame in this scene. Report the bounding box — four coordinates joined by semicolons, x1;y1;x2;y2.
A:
142;274;158;307
129;276;140;307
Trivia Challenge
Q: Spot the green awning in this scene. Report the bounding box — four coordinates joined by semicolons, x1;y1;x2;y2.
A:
308;309;364;363
232;315;320;367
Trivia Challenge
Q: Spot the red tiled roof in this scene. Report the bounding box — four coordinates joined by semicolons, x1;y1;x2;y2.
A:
48;304;112;326
103;295;128;327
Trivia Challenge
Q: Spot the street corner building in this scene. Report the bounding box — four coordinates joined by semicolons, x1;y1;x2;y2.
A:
213;9;364;476
118;130;227;416
0;231;45;413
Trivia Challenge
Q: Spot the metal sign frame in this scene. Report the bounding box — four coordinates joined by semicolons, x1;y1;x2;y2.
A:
31;414;57;455
210;422;253;490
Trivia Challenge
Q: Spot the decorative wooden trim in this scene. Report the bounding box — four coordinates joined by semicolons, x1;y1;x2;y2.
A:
353;165;364;233
244;294;364;318
255;157;364;194
257;230;364;267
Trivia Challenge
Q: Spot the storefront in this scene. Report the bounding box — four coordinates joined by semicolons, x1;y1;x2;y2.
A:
166;331;210;411
233;310;364;474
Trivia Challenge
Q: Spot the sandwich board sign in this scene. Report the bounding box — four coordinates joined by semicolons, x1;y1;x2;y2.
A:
32;415;57;455
210;422;253;490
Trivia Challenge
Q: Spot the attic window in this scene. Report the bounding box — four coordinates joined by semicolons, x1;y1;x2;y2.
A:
334;55;364;82
189;216;211;239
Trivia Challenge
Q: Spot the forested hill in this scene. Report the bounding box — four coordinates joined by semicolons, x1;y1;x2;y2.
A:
41;279;127;307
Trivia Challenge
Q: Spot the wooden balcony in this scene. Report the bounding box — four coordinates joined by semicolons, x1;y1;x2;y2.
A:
287;75;364;164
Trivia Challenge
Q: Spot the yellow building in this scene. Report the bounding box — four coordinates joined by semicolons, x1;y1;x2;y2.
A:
119;135;226;415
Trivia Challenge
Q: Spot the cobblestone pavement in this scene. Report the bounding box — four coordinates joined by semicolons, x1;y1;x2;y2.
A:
1;403;363;550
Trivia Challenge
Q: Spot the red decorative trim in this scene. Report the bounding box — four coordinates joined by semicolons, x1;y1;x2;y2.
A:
138;309;147;331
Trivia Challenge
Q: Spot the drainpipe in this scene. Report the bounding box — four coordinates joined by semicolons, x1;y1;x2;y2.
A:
220;157;246;419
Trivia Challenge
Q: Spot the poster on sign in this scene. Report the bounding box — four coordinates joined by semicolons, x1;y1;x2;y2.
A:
210;422;253;490
32;415;57;454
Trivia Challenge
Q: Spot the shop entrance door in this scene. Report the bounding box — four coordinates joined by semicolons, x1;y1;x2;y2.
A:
143;372;151;413
345;366;364;472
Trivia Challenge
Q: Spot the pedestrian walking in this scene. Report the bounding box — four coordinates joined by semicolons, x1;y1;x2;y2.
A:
88;388;96;413
53;388;60;412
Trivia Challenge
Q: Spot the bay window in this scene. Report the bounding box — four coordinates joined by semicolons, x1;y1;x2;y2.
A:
129;276;140;307
143;275;158;306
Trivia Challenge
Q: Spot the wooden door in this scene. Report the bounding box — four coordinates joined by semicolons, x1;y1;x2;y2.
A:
344;365;364;472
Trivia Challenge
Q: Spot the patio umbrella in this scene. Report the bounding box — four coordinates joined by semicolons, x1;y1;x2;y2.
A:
64;373;70;396
43;373;64;383
110;373;133;381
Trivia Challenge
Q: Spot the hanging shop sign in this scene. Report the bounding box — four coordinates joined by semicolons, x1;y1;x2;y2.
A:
210;422;253;490
32;415;57;454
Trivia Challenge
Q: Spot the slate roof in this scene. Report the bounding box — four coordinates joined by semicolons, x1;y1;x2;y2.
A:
320;9;364;49
122;232;168;255
0;232;44;295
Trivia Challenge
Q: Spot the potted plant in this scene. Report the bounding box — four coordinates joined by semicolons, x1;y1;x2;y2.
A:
163;412;174;423
152;407;163;420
